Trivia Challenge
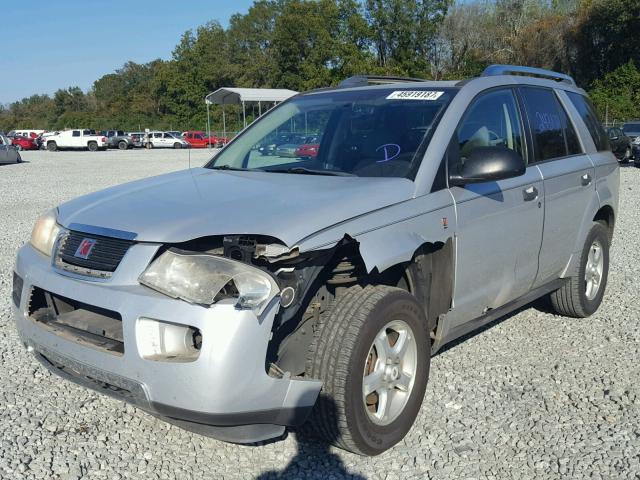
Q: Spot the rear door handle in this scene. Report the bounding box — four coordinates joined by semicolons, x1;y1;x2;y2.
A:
581;173;592;186
523;185;538;201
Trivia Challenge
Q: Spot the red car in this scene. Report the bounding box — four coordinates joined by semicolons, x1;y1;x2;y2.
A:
182;131;212;148
184;130;231;148
295;143;320;159
12;136;38;151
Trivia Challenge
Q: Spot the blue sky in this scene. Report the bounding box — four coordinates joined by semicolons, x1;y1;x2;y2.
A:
0;0;254;104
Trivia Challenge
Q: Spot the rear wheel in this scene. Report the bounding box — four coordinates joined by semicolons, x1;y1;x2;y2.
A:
305;285;430;456
87;141;98;152
549;222;609;317
46;141;57;152
118;140;128;150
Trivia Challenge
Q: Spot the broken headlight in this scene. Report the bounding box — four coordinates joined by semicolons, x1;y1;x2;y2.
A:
139;249;279;314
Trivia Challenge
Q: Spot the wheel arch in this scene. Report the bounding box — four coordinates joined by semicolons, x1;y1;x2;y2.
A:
270;234;454;376
561;192;606;278
593;204;615;243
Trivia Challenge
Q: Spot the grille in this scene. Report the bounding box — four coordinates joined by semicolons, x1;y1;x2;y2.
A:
55;230;133;277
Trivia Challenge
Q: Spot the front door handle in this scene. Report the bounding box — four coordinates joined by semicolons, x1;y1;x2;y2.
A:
523;185;538;202
581;173;592;186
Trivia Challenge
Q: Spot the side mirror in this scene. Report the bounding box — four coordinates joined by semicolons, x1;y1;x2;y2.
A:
449;146;525;186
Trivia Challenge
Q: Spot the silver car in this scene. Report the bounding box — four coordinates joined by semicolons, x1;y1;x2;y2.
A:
12;65;619;456
0;134;22;164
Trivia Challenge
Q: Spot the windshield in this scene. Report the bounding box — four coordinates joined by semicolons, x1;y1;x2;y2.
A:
206;87;455;178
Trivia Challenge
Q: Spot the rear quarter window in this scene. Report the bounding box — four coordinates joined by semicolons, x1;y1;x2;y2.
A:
566;92;610;152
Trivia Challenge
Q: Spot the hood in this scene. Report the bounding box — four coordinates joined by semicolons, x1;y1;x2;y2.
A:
57;168;415;246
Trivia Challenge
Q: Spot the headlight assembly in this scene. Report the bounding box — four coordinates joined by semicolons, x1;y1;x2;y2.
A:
139;249;279;314
30;209;61;257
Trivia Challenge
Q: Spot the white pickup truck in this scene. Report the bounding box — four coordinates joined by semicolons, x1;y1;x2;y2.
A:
45;129;108;152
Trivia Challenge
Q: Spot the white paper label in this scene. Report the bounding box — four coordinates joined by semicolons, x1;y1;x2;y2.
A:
386;90;444;101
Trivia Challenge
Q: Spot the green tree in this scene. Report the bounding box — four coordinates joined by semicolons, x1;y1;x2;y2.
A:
571;0;640;86
589;60;640;123
364;0;450;76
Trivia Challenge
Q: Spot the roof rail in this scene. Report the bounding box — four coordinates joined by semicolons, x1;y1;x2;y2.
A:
338;75;426;89
481;64;575;86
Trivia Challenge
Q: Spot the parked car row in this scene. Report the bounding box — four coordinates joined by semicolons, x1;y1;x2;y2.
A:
607;121;640;167
4;129;232;152
621;122;640;167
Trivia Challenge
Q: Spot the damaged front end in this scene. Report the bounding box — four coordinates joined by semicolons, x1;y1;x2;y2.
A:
159;233;366;376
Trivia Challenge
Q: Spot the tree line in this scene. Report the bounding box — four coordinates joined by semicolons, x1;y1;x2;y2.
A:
1;0;638;133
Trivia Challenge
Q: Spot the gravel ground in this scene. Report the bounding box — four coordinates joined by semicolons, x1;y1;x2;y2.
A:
0;150;639;480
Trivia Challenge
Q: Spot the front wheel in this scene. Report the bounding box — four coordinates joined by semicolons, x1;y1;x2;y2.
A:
46;142;57;152
173;142;182;149
305;285;430;456
549;222;610;317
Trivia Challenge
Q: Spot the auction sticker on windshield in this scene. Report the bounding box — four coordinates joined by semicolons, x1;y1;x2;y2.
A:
386;90;444;100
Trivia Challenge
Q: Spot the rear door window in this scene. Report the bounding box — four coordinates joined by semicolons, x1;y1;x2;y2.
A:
520;87;582;161
566;92;610;152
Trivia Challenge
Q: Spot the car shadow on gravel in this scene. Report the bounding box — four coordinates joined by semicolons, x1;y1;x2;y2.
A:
254;399;367;480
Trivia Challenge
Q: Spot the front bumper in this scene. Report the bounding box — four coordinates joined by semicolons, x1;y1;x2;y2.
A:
13;243;321;443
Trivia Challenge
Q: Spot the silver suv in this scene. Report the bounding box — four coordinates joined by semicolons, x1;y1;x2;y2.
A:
12;65;619;456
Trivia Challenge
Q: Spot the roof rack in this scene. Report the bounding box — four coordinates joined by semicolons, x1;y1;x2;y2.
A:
338;75;427;89
481;64;575;86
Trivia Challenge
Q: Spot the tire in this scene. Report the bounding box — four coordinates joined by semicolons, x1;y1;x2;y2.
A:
305;285;430;456
173;142;182;149
46;141;57;152
87;142;98;152
118;140;128;150
549;222;610;318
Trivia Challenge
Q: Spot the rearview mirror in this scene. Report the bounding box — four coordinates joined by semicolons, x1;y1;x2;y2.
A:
449;147;525;186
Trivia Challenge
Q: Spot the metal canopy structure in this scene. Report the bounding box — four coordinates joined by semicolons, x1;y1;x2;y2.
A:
204;87;298;143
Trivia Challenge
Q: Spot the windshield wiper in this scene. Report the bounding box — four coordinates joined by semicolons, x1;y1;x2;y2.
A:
210;165;249;171
264;167;354;177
